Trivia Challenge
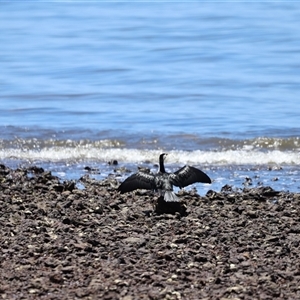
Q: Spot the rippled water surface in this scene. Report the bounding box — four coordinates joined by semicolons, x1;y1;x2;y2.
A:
1;2;300;192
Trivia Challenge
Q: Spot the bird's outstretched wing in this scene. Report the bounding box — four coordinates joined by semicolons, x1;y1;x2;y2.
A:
118;172;156;194
171;165;211;188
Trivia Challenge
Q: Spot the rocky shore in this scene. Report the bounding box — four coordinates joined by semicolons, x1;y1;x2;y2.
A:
1;164;300;299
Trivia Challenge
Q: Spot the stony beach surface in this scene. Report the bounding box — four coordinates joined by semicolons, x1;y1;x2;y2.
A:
1;164;300;299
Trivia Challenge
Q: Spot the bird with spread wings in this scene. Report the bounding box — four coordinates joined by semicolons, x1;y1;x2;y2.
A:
118;153;211;202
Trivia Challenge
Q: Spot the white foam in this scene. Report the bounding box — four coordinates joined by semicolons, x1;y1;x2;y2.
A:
0;147;299;166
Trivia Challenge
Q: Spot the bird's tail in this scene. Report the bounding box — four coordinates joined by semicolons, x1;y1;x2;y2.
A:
164;191;179;202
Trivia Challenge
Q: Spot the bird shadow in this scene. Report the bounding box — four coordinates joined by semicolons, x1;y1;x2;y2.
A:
154;196;187;217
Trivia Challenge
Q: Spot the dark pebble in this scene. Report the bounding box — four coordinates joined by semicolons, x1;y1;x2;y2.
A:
0;164;299;299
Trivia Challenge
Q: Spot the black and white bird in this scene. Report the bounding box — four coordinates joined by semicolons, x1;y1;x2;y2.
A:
118;153;211;202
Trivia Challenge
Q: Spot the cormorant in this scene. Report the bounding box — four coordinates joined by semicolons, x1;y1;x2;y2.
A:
118;153;211;202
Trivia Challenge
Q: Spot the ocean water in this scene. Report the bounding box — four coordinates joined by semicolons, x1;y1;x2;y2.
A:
1;2;300;193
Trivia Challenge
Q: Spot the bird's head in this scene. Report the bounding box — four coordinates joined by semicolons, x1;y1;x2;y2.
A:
158;153;167;173
160;153;168;162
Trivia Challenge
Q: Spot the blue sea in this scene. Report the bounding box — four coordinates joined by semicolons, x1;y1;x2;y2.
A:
1;2;300;193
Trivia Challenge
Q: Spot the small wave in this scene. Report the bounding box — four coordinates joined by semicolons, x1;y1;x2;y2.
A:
2;134;300;149
0;146;299;166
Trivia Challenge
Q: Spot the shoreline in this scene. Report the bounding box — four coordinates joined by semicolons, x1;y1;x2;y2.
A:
1;165;300;299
